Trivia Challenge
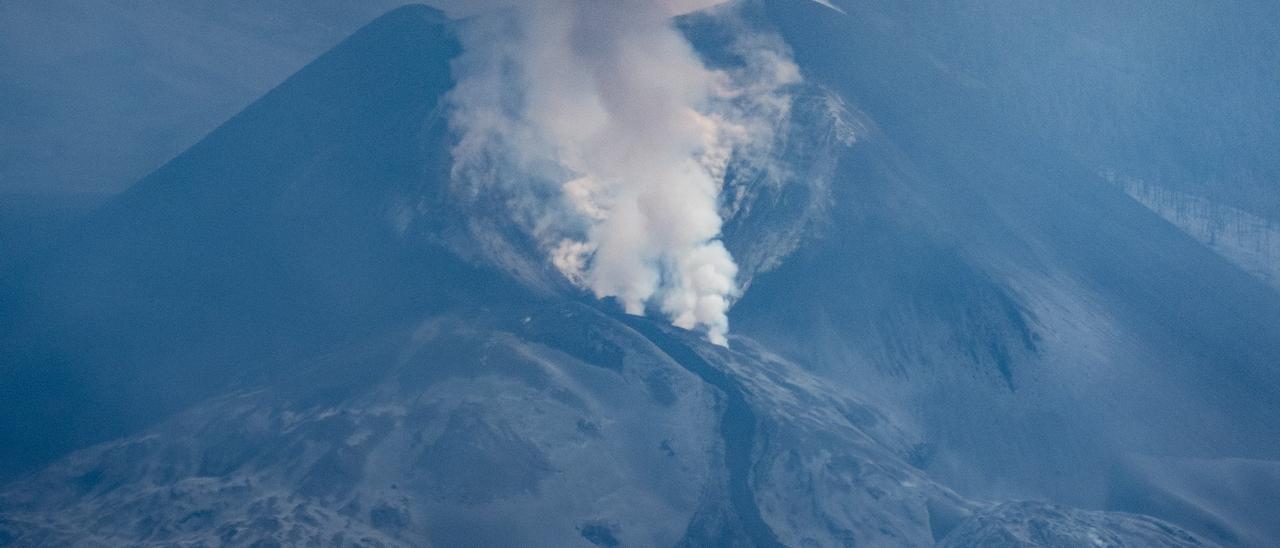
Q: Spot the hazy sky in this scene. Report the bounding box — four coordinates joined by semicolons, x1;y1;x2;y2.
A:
0;0;404;195
0;1;721;196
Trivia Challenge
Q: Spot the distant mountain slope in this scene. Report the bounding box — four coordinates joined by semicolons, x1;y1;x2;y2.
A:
1114;177;1280;290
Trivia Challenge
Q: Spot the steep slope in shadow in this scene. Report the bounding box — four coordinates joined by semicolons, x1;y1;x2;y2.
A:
730;0;1280;543
0;5;548;481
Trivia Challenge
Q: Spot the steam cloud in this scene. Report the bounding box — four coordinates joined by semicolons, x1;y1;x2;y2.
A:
445;1;800;345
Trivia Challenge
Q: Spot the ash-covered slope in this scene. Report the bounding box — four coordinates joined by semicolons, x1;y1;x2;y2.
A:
0;302;936;546
0;302;1204;547
0;3;1243;547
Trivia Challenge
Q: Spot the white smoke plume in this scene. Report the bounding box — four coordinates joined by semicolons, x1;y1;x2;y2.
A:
445;1;800;346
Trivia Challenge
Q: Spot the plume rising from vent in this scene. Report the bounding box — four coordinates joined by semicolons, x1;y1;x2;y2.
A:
446;1;800;345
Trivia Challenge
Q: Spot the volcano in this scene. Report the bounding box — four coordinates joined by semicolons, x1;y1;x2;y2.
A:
2;3;1277;546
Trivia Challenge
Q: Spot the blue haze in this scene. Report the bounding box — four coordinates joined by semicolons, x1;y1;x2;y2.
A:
0;2;1277;546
